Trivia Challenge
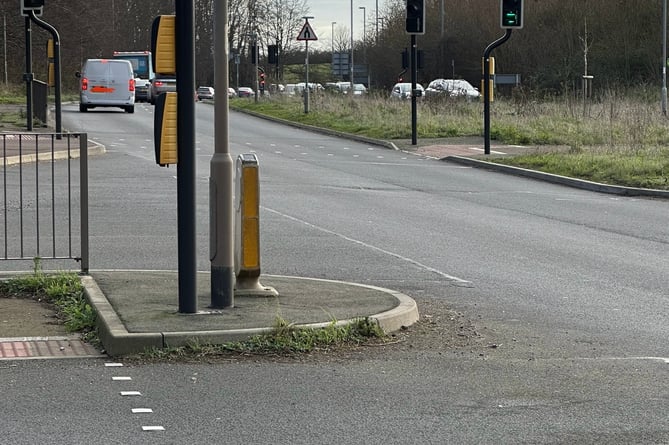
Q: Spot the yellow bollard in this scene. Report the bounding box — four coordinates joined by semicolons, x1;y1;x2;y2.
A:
234;154;278;296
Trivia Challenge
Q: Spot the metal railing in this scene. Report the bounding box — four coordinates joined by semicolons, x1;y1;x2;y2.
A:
1;132;89;273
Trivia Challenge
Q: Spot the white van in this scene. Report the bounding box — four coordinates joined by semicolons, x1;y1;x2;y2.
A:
78;59;135;113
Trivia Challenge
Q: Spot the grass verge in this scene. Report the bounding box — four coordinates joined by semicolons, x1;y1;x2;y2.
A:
231;89;669;191
139;316;386;361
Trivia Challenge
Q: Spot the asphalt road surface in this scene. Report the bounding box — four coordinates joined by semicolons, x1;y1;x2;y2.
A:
0;101;667;444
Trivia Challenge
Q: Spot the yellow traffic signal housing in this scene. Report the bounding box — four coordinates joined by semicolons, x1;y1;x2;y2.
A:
154;92;177;166
151;15;176;75
482;56;495;101
47;39;54;58
48;62;55;87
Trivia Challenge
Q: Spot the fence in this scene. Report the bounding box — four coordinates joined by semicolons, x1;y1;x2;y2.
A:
1;132;89;273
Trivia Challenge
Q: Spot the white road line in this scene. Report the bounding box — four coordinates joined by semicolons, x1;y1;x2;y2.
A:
132;408;154;414
105;362;123;367
120;391;142;396
264;207;471;284
112;376;132;381
467;146;506;155
142;426;165;431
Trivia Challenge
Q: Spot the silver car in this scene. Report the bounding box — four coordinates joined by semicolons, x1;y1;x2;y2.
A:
390;82;424;100
150;77;176;104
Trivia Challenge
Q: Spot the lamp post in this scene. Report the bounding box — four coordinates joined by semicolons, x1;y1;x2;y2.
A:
331;21;336;55
359;6;366;88
663;0;667;115
375;0;378;44
350;0;354;86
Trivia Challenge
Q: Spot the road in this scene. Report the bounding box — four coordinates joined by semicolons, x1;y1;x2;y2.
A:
1;101;667;444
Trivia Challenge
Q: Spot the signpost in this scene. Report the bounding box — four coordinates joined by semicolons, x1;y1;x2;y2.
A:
297;17;317;113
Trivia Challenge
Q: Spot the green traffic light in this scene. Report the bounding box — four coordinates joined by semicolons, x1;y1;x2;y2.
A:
503;12;518;26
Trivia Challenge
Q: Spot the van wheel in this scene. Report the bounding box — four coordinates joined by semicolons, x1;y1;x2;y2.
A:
125;106;135;114
79;104;87;112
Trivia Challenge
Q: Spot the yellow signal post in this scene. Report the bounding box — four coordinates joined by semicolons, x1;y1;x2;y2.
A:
154;92;178;166
234;154;278;296
481;56;495;101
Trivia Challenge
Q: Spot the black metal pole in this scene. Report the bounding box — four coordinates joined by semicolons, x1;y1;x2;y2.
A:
483;29;512;155
176;0;197;313
24;16;32;131
410;34;417;145
29;12;62;137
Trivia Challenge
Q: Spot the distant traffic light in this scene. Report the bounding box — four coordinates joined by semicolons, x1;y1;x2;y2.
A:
500;0;523;29
267;45;278;64
405;0;425;34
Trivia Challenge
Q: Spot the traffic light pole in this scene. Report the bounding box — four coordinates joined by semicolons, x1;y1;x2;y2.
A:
28;11;61;136
483;29;512;155
410;34;418;145
175;0;197;313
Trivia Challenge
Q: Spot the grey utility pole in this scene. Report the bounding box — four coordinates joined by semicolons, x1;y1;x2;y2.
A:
210;0;235;308
662;0;667;115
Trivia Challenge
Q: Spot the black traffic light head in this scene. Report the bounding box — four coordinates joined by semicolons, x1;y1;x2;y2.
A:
501;0;523;29
267;45;279;64
405;0;425;35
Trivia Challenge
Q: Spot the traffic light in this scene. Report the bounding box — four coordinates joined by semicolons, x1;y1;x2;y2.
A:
405;0;425;35
251;45;259;64
267;45;278;64
21;0;44;16
500;0;523;29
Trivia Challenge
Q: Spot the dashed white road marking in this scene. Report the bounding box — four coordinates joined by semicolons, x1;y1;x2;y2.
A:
132;408;154;414
120;391;142;396
105;362;123;367
112;376;132;381
142;426;165;431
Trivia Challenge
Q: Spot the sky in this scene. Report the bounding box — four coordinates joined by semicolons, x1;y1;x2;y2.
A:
302;0;388;50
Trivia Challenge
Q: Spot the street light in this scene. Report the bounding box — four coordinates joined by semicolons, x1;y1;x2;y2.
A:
350;0;354;86
359;6;366;43
375;0;378;44
359;6;366;88
331;21;336;55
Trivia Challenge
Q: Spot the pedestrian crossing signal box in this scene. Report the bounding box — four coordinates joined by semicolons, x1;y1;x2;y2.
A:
151;15;177;166
151;15;176;76
154;92;177;166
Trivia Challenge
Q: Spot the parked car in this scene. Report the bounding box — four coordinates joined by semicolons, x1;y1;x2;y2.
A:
390;82;424;100
237;87;254;97
425;78;480;100
197;86;215;100
351;83;368;96
228;87;237;98
77;58;135;113
149;77;176;104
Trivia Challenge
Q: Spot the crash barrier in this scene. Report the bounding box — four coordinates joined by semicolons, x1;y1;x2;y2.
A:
1;132;89;273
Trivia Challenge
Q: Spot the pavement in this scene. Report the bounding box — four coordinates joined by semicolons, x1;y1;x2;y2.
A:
1;113;667;358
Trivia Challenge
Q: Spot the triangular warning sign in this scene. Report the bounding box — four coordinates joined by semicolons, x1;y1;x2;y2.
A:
297;21;318;41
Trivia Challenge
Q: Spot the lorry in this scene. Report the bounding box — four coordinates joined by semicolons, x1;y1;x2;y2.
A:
111;51;154;103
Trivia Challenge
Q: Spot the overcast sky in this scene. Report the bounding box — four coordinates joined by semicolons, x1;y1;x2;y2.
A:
302;0;388;50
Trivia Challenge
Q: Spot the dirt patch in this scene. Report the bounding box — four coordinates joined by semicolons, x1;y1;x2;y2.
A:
0;297;68;338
